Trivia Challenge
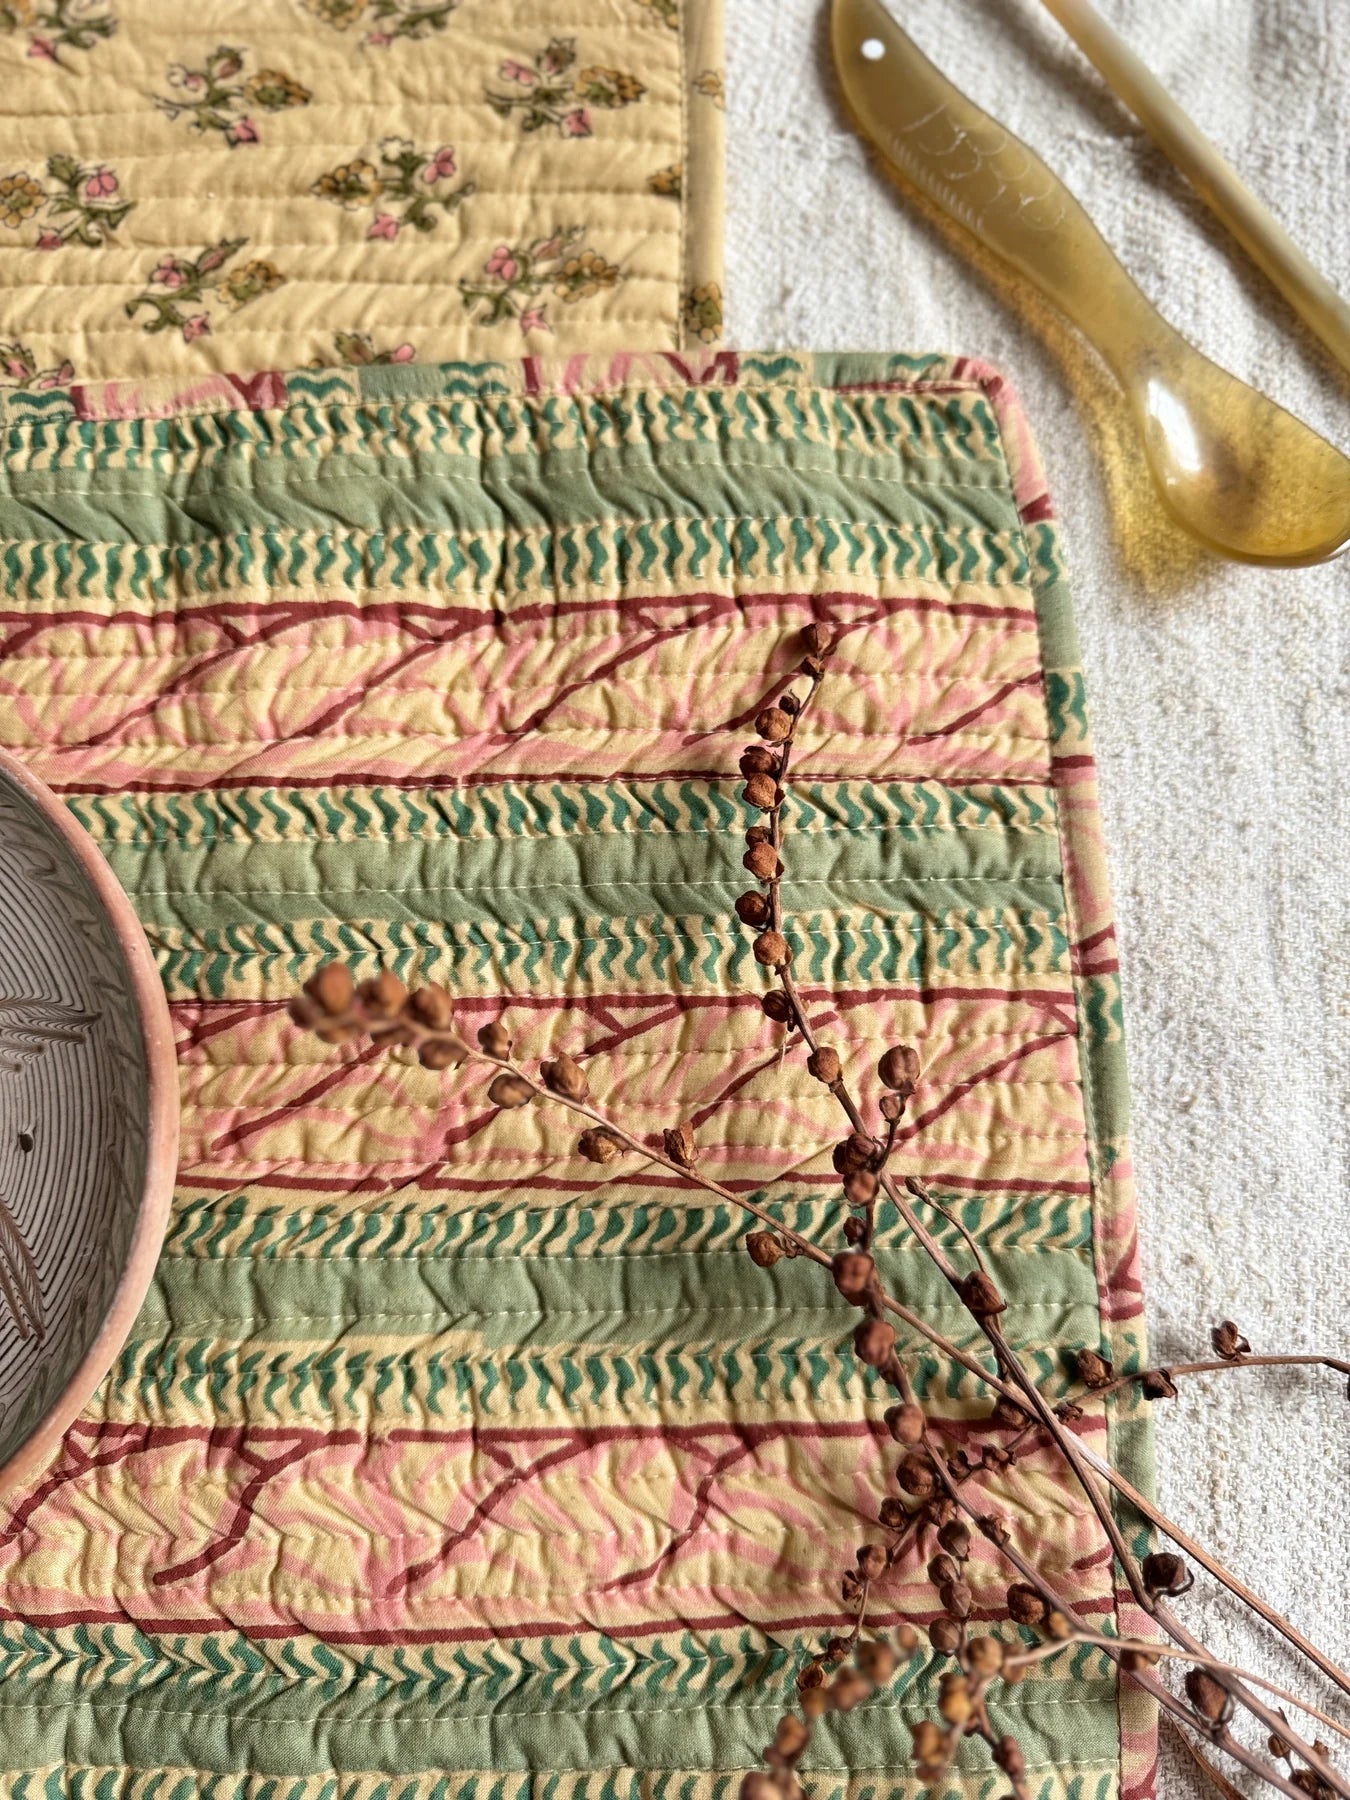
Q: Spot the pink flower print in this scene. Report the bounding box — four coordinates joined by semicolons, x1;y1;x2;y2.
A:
518;307;551;336
499;59;538;85
181;314;211;343
365;31;392;48
85;168;118;199
486;245;519;281
37;361;75;390
27;37;56;60
422;145;456;183
197;243;230;273
4;356;27;379
225;118;259;147
561;109;592;138
532;236;562;262
366;212;400;241
36;231;62;251
390;343;415;363
152;257;186;289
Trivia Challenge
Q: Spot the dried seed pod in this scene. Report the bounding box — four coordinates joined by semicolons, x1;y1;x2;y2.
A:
773;1715;810;1758
1211;1320;1251;1360
802;621;830;656
959;1270;1007;1317
361;971;409;1019
856;1543;887;1579
735;891;772;928
1006;1584;1047;1628
1142;1551;1193;1598
993;1737;1025;1778
1076;1348;1114;1390
938;1671;972;1726
832;1133;879;1176
577;1128;621;1165
541;1052;589;1102
878;1091;907;1123
967;1635;1004;1676
800;1684;830;1720
663;1123;697;1170
418;1037;466;1071
797;1660;826;1692
779;691;801;717
487;1072;533;1109
1121;1648;1160;1673
800;654;825;679
745;824;773;849
762;989;793;1023
315;1021;361;1046
980;1515;1011;1548
929;1616;963;1653
306;962;354;1015
830;1667;872;1712
843;1216;867;1245
884;1402;926;1446
844;1169;878;1206
743;841;781;880
991;1395;1030;1430
1045;1610;1072;1640
369;1018;415;1048
937;1520;971;1560
753;929;791;969
755;706;793;743
853;1316;896;1368
897;1452;936;1498
928;1553;959;1588
746;1230;785;1268
1268;1732;1292;1761
403;983;450;1029
1185;1668;1234;1726
477;1020;512;1059
856;1638;896;1684
929;1495;957;1527
940;1580;973;1621
879;1496;908;1529
911;1720;945;1763
1140;1368;1179;1400
831;1250;876;1305
840;1568;861;1606
742;772;780;812
807;1046;841;1085
895;1621;919;1655
288;994;323;1028
1289;1775;1323;1799
738;1775;778;1800
877;1044;920;1095
739;746;778;777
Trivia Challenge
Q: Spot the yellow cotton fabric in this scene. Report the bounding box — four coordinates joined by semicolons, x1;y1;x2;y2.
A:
0;0;724;385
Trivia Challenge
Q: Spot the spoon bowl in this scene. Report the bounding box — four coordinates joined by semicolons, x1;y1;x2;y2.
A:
1135;341;1350;566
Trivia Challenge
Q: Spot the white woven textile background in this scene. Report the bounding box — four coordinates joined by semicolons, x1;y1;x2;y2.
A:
725;1;1349;1790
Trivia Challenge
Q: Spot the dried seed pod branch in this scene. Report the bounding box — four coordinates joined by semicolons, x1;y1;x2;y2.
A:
729;633;1350;1799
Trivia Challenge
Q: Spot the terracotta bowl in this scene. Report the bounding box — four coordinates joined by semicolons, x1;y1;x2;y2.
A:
0;747;177;1497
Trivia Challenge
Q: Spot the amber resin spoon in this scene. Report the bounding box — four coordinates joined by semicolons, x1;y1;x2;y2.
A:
831;0;1350;567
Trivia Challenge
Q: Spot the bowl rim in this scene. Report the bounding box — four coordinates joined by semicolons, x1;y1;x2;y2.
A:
0;746;178;1499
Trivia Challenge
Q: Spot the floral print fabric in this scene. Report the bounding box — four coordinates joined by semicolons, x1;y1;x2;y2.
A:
0;0;724;381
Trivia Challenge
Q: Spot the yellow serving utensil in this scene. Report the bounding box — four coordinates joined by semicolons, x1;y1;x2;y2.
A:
831;0;1350;567
1037;0;1350;377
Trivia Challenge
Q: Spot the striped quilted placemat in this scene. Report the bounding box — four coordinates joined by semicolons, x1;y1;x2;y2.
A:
0;0;723;386
0;349;1154;1800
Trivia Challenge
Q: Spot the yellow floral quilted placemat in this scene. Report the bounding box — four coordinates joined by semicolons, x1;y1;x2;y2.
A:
0;0;724;387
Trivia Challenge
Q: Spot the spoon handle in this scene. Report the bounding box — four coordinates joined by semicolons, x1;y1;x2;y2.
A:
1037;0;1350;377
830;0;1178;390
